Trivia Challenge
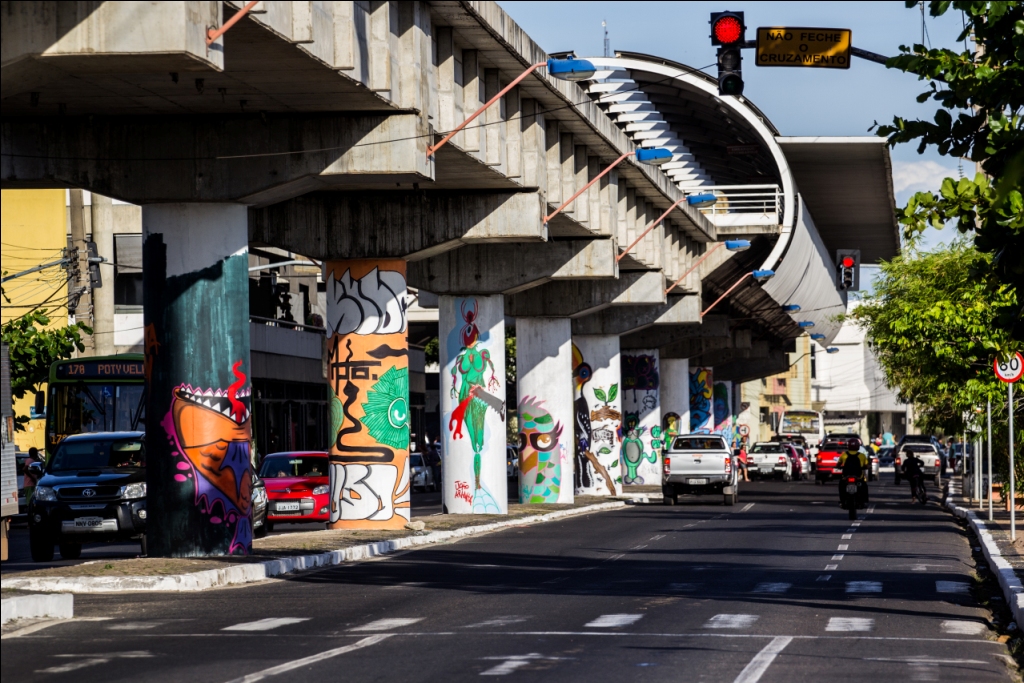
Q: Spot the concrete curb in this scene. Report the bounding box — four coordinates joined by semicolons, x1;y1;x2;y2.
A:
944;480;1024;627
0;501;627;594
1;593;74;625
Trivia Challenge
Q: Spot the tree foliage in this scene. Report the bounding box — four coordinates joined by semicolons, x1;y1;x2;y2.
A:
876;1;1024;338
850;241;1019;435
1;308;90;429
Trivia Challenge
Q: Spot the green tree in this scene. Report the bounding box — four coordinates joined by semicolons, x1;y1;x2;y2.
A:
876;1;1023;339
1;308;90;429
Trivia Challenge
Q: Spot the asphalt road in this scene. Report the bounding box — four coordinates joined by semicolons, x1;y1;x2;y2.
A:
2;477;1016;682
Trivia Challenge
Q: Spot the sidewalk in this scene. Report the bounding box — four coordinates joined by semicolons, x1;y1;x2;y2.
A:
954;496;1024;579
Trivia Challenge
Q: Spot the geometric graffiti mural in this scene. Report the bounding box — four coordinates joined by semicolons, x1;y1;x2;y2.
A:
713;380;735;447
518;395;564;503
325;260;411;529
689;366;714;433
620;349;662;485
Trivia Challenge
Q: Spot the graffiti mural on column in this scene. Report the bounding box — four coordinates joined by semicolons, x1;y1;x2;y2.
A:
571;336;622;496
713;381;735;447
441;296;507;514
518;396;564;503
620;350;662;485
689;366;714;433
325;259;411;529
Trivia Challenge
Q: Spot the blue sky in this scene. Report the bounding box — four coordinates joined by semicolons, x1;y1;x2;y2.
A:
499;1;971;251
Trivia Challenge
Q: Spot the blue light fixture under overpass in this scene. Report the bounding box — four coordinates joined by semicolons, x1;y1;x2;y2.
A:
546;58;597;81
636;147;673;166
810;333;826;340
783;304;801;312
687;192;718;207
752;269;774;282
798;321;815;328
724;239;751;251
826;347;840;354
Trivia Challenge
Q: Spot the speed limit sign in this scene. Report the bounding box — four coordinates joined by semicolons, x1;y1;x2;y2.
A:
995;352;1024;383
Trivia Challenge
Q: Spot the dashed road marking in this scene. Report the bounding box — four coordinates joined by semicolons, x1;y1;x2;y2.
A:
741;503;755;512
832;555;844;561
838;544;849;551
223;618;309;632
36;652;153;675
704;614;759;629
816;575;832;582
585;614;644;628
650;535;666;541
940;620;985;635
631;544;649;550
851;522;861;527
826;617;874;632
752;583;791;593
462;616;528;629
846;581;882;593
935;581;970;594
479;653;571;676
846;528;857;533
223;635;390;682
733;636;792;683
350;618;423;632
824;564;838;570
841;534;853;540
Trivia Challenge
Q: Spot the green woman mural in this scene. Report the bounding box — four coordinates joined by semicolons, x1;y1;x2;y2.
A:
448;298;505;513
621;411;662;484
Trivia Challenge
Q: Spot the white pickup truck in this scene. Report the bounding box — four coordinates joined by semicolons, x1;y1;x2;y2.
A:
662;434;738;506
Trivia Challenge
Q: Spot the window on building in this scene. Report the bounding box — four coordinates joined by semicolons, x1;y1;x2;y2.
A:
114;234;143;309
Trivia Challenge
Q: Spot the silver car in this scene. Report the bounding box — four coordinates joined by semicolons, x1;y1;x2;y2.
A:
409;453;437;492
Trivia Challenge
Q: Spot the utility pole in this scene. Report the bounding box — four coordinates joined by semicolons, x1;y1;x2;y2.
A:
603;20;610;57
68;189;94;355
91;193;115;356
988;399;993;520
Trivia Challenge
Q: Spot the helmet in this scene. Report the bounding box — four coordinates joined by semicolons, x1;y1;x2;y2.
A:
848;437;862;450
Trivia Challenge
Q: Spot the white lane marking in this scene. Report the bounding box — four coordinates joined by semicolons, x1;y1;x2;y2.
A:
668;583;701;592
826;617;873;632
837;544;849;550
732;636;792;683
704;614;759;629
824;564;838;570
631;544;648;550
909;661;939;681
935;581;971;594
223;618;309;632
811;501;824;505
817;575;832;582
385;582;427;589
752;583;791;594
741;503;755;512
846;528;857;533
479;653;571;676
350;618;422;632
463;617;528;629
941;620;985;635
832;555;845;561
224;635;391;683
37;652;153;674
846;581;883;593
585;614;644;628
867;507;875;513
851;522;861;527
108;621;173;631
841;534;853;540
650;534;666;541
912;565;928;571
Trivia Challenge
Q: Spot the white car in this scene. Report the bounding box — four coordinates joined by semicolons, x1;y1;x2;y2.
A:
409;453;437;492
663;433;739;506
748;442;793;481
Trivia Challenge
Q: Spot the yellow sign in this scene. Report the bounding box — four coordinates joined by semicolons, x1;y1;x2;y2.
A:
756;27;852;69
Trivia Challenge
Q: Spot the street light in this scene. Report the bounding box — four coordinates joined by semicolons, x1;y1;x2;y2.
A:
826;347;839;354
664;241;753;294
427;58;598;159
783;304;801;312
810;333;826;341
797;321;815;328
701;269;774;317
544;146;673;225
687;192;718;207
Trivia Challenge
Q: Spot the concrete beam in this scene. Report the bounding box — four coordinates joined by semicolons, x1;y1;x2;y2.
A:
505;270;664;318
660;336;733;360
571;294;700;336
407;239;616;295
0;113;431;204
250;190;546;261
619;314;730;350
715;349;789;383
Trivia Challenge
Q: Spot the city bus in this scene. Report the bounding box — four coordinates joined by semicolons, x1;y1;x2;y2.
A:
44;354;145;457
777;409;825;452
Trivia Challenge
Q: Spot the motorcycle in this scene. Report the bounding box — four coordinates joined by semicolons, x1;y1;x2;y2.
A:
839;475;868;520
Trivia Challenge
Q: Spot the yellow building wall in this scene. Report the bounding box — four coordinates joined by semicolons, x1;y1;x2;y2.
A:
1;189;68;452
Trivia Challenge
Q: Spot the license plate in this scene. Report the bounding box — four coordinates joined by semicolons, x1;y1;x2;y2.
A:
276;501;300;512
846;484;858;494
688;478;708;486
74;516;104;528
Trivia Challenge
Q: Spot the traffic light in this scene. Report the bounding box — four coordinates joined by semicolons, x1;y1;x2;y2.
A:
836;249;860;291
86;240;103;289
710;11;745;96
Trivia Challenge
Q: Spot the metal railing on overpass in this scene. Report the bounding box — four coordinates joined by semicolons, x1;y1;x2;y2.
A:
689;184;782;229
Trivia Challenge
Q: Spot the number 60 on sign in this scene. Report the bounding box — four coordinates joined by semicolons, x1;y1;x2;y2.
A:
995;352;1024;383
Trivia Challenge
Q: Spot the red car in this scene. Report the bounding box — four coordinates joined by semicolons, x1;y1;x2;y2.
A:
258;451;331;530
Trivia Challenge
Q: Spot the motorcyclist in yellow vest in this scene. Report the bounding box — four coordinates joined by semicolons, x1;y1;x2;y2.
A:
836;438;870;505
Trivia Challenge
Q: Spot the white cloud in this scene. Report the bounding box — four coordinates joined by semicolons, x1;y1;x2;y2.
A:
890;159;962;194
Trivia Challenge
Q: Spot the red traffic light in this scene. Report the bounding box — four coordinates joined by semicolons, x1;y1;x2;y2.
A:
712;15;743;44
842;256;855;268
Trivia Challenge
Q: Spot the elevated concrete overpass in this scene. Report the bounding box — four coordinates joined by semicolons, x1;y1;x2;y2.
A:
1;1;894;556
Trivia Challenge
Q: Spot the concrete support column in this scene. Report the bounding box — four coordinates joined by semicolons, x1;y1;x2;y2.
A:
439;295;508;514
689;366;714;432
661;358;690;443
516;318;574;504
91;194;115;356
142;204;253;557
620;349;662;486
324;259;411;529
572;335;623;497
